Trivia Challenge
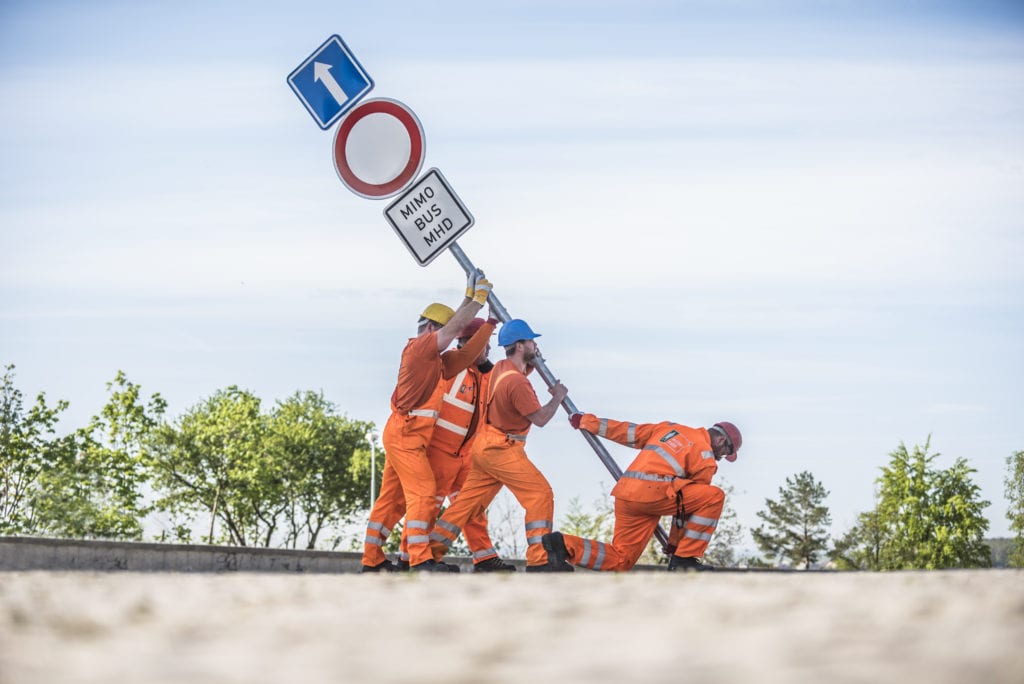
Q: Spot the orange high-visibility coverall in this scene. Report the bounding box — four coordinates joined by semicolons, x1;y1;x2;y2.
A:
429;360;556;568
361;322;494;568
559;415;725;571
391;363;499;564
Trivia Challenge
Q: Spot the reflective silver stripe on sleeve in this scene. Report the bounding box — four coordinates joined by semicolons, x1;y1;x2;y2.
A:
642;444;686;477
524;520;552;531
435;417;470;436
409;409;439;418
701;450;715;460
581;540;592;567
622;470;675;483
626;423;637;447
598;418;608;438
472;548;497;560
527;536;544;545
364;535;384;546
689;515;718;528
406;520;430;530
407;535;431;544
367;522;391;538
684;529;713;542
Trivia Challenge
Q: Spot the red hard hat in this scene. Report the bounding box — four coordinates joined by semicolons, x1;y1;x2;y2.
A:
458;317;487;340
712;421;742;462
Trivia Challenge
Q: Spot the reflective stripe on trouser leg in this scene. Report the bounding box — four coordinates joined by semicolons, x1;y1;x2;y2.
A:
559;499;664;573
364;521;392;547
361;457;405;567
406;519;432;545
428;466;504;563
450;460;498;561
579;539;608;570
561;497;679;572
384;436;440;566
429;445;498;561
429;517;462;548
525;519;553;547
675;483;725;558
478;439;553;567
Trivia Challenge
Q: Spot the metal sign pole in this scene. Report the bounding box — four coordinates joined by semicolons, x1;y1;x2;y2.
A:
449;243;671;551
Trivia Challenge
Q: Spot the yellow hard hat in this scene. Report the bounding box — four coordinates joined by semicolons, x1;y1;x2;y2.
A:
420;302;455;325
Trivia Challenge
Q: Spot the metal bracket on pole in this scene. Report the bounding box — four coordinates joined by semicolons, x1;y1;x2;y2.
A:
449;243;671;552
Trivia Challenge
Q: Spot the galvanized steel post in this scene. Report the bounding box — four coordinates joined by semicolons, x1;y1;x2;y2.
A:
449;243;670;551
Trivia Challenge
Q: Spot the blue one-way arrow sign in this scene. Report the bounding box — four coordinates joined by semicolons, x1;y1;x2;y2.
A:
287;35;374;130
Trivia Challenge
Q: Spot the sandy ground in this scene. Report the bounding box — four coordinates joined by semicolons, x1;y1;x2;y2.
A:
0;569;1021;684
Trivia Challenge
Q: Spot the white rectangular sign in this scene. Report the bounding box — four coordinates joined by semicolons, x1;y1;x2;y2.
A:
383;168;474;266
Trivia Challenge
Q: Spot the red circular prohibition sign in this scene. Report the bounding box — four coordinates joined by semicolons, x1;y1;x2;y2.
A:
333;98;425;199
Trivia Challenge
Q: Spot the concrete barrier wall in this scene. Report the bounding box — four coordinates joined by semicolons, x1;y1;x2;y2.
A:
0;536;489;574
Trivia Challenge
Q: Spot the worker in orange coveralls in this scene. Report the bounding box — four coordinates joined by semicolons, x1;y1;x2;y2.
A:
428;318;573;572
361;269;496;573
542;415;743;572
393;317;516;573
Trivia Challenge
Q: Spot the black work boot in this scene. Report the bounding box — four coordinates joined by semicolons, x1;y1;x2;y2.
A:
667;556;715;572
473;557;517;573
411;559;460;573
524;533;574;572
361;559;402;573
542;532;571;567
524;562;574;573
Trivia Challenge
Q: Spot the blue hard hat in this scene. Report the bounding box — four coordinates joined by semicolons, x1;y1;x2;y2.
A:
498;319;541;346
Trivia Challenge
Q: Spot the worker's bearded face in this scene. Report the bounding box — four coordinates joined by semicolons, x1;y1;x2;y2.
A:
522;340;539;366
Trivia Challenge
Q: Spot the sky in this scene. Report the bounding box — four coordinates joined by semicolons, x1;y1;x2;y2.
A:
2;1;1022;549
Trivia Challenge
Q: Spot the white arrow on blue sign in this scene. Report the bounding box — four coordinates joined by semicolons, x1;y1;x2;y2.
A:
287;35;374;130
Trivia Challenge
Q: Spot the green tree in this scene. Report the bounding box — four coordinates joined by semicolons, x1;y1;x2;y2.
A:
1005;450;1024;567
752;471;832;568
32;372;165;540
831;508;884;571
559;493;614;540
833;439;990;570
150;386;282;547
267;391;374;549
0;364;74;534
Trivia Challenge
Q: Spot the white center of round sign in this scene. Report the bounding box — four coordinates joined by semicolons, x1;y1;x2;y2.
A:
345;113;411;185
333;98;425;200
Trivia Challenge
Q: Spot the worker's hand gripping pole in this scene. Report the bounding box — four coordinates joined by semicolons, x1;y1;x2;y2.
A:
449;243;671;552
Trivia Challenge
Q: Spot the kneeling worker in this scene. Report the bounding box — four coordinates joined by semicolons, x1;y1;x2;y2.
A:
543;414;742;572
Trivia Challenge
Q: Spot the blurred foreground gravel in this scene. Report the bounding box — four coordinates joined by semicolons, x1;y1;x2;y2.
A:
1;569;1022;684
